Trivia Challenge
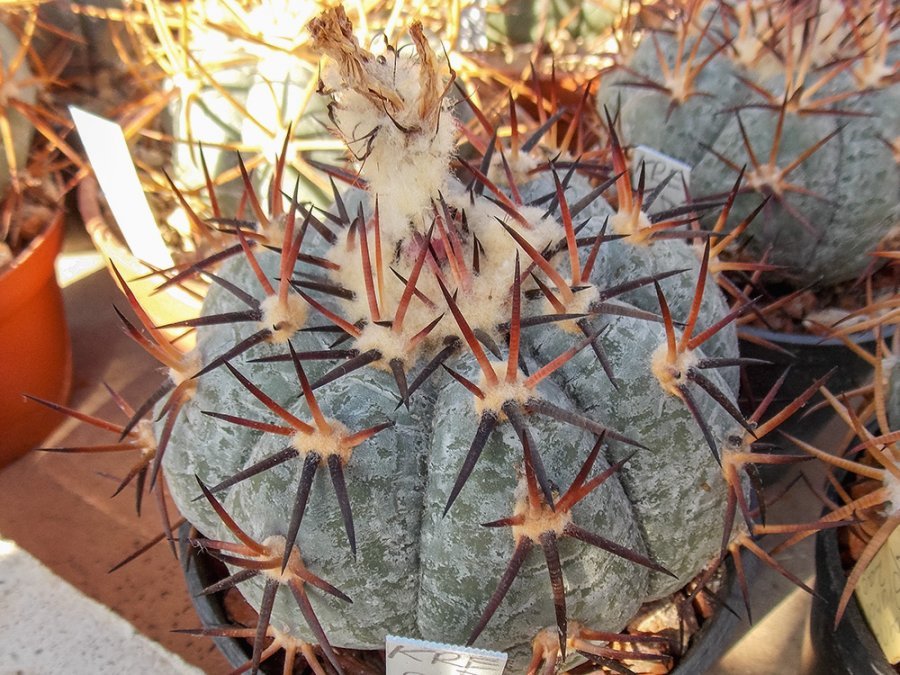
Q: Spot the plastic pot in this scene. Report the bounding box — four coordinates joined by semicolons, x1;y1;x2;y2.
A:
0;210;72;467
809;483;895;675
179;523;757;674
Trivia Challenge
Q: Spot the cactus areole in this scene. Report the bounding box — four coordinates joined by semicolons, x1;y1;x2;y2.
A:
161;7;748;670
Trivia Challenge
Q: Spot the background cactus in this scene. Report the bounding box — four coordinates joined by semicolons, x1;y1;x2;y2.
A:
0;8;80;262
0;20;37;200
136;6;760;670
596;0;900;288
484;0;624;47
131;0;342;216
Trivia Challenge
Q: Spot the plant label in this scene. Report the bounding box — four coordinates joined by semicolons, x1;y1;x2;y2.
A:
69;106;173;269
632;146;692;215
856;525;900;663
385;636;507;675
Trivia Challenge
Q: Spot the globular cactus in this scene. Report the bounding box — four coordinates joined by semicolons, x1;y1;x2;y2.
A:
597;0;900;287
0;20;37;200
149;6;761;670
149;0;337;214
765;360;899;631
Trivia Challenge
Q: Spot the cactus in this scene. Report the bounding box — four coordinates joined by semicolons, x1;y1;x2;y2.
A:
484;0;624;47
0;11;80;262
109;6;768;671
596;0;900;287
0;19;37;201
138;0;339;215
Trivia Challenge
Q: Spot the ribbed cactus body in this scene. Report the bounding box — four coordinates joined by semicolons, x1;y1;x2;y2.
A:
162;200;738;666
593;237;739;392
518;175;740;391
418;365;649;653
528;312;733;596
160;9;747;668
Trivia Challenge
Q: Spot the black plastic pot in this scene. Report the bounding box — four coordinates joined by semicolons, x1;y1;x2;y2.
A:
810;512;895;674
179;523;758;674
179;525;256;669
739;326;891;442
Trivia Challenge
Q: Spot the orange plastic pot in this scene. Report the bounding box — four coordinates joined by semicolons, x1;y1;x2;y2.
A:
0;211;72;467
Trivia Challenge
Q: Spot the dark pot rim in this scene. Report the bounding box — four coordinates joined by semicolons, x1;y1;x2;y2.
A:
179;524;256;668
672;547;759;674
740;324;895;349
178;523;757;674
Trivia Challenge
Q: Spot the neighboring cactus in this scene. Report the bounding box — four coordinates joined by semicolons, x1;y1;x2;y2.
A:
484;0;624;47
769;378;899;629
134;8;768;670
596;0;900;287
133;0;340;215
0;10;80;263
0;19;37;200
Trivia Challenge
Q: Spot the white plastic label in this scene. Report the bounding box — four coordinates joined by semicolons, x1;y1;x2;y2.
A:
632;145;692;215
385;636;507;675
69;106;173;268
855;526;900;663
